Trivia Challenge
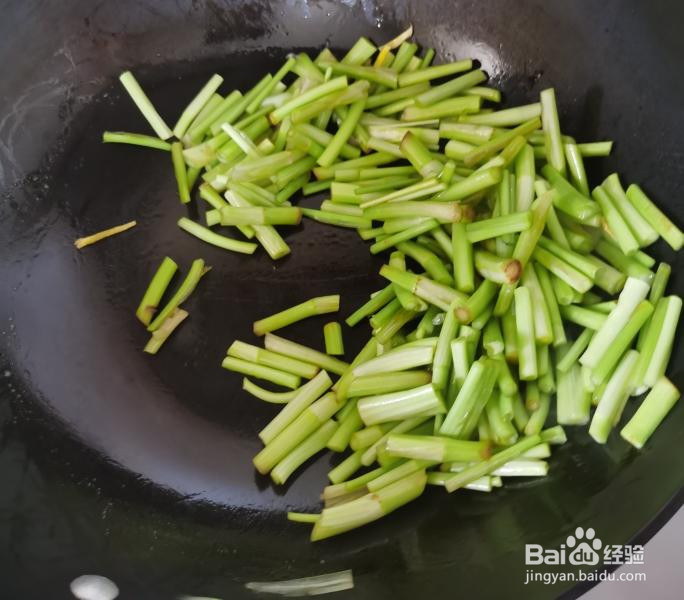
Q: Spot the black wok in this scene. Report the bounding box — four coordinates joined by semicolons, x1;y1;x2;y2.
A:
1;1;683;598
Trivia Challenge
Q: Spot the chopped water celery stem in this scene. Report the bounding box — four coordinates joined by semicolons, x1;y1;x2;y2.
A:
173;73;224;139
540;88;565;176
136;257;178;326
228;341;319;379
264;334;349;376
621;377;680;449
242;378;301;404
102;131;171;150
323;322;344;356
118;71;172;139
625;184;684;250
588;350;639;443
177;218;258;255
74;220;137;249
147;258;206;332
357;383;446;425
143;307;188;354
221;356;301;389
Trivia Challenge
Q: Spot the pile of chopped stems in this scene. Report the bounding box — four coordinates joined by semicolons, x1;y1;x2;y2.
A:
113;29;682;539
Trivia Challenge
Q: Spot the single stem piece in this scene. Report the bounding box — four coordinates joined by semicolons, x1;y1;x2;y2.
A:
438;167;502;202
385;434;490;462
558;305;607;330
347;371;432;398
514;286;537;381
439;121;494;144
318;99;367;167
177;217;257;254
455;280;498;325
170;142;191;203
577;141;613;156
323;322;345;356
221;356;301;389
474;251;522;285
590;300;653;386
253;295;340;337
318;61;397;88
415;69;487;107
143;308;189;354
594;239;654;284
286;512;320;524
563;142;589;195
398;59;473;86
402;96;482;121
524;392;550;436
352;343;435;377
589;350;639;443
465;211;532;243
228;341;320;379
357;384;446;426
74;220;137;249
461;103;542;126
264;334;349;376
219;206;301;226
649;262;671;305
592;186;639;255
515;144;536;211
542;165;600;223
173;73;224;138
632;296;682;392
444;434;542;492
135;256;178;326
465;86;502;102
540;88;566;175
432;299;461;391
371;220;440;254
603;173;658;247
102;131;171;150
452;222;475;293
365;201;471;224
242;378;300;404
399;131;442;177
556;361;591;425
557;328;593;373
327;450;363;484
580;277;650;368
621;376;680;449
501;307;518;364
118;71;172;139
625;184;684;250
532;246;593;293
302;208;371;229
